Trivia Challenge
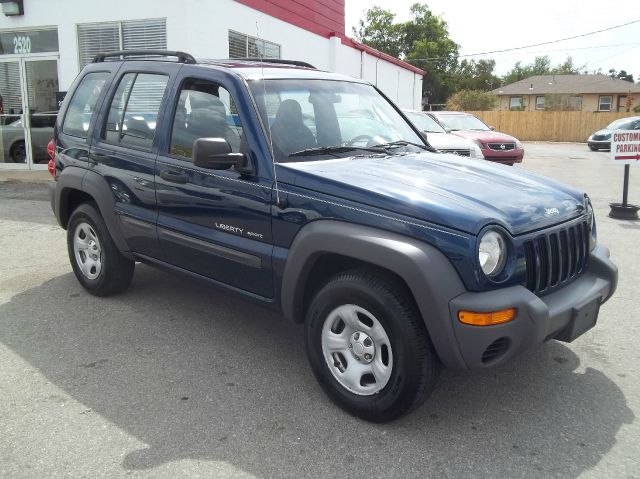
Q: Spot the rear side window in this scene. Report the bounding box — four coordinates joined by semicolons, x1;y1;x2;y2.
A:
103;72;169;150
62;72;109;139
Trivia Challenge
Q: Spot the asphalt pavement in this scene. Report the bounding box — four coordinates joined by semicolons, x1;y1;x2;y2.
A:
0;143;638;478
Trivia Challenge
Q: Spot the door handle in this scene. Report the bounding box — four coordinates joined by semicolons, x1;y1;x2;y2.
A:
160;169;188;184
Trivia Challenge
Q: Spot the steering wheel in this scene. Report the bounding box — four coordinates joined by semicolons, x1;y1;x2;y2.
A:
345;134;375;147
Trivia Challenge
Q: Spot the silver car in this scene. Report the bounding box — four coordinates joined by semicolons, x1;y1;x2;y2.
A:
403;109;483;159
0;113;56;164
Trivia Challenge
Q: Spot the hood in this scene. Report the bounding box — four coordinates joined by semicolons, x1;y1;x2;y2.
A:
279;153;585;236
451;130;518;143
423;132;474;150
590;128;611;138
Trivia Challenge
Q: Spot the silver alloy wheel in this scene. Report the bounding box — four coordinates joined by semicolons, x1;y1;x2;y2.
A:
73;222;103;280
321;304;393;395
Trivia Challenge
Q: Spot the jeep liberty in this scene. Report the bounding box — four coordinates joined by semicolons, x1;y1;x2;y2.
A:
48;51;618;422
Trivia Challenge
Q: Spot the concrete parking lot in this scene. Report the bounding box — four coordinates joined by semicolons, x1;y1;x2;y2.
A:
1;143;639;479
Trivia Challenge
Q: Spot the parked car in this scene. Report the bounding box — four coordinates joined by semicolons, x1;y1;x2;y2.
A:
1;113;56;163
428;111;524;165
587;116;640;151
49;51;616;422
403;109;483;158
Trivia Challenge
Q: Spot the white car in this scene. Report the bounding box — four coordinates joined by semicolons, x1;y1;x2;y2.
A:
403;109;483;159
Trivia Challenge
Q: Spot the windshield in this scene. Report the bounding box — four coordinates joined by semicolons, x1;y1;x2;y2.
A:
435;114;490;131
248;79;424;162
404;111;446;133
607;117;640;130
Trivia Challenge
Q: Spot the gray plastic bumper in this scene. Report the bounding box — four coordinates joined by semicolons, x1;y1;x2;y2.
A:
448;245;617;369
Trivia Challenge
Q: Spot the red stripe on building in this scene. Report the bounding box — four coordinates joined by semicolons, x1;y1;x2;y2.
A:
236;0;345;37
236;0;424;75
336;34;425;76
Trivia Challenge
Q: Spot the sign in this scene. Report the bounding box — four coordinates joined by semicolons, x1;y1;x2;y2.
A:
611;130;640;164
0;29;58;55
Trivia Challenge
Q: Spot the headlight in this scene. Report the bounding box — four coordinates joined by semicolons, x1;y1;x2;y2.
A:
586;199;597;250
515;139;523;149
470;142;483;159
478;230;507;277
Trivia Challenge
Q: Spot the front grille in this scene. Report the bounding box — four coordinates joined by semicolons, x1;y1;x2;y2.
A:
485;156;518;161
440;148;471;157
524;220;589;295
487;142;515;151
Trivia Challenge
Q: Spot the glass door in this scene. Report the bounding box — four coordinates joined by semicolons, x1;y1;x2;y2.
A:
24;58;59;169
0;59;27;167
0;56;59;169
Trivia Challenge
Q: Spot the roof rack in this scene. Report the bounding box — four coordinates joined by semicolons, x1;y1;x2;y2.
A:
234;58;316;69
92;50;197;64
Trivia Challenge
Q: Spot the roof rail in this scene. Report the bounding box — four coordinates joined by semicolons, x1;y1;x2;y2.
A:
92;50;197;64
235;58;316;69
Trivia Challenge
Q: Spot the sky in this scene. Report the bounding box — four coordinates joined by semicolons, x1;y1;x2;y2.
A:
344;0;640;80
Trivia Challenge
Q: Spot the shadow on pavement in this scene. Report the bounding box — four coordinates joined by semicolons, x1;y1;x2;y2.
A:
0;265;633;478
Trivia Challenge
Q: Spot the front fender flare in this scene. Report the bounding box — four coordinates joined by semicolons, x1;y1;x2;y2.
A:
281;220;468;370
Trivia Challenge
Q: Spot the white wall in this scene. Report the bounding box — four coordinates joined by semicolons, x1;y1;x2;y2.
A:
0;0;422;108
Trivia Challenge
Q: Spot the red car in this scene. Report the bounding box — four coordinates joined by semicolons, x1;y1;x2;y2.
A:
428;112;524;165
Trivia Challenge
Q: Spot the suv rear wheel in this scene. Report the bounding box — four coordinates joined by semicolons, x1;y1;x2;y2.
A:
305;269;440;422
67;203;134;296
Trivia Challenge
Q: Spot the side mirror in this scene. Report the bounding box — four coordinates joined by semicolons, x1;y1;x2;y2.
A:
489;125;496;131
192;137;246;170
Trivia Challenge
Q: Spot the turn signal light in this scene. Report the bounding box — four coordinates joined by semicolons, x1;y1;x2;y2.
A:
458;308;517;326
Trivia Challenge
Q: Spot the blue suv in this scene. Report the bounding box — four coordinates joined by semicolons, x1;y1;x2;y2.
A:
49;51;617;422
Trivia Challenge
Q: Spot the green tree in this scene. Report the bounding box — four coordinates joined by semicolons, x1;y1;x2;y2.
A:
502;56;584;84
446;90;497;111
615;70;635;83
452;59;500;91
352;6;403;58
354;3;460;104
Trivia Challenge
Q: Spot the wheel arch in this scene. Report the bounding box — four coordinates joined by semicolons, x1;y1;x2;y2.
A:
54;167;132;258
281;220;468;370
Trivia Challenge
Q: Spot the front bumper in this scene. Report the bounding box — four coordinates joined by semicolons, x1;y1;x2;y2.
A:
481;147;524;164
447;245;617;369
588;140;611;150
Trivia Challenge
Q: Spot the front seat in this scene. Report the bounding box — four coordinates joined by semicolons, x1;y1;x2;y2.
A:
270;99;316;161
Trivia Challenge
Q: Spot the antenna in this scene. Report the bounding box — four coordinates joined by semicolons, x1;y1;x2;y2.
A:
256;21;283;208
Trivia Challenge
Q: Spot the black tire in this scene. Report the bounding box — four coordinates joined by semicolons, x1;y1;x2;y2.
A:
305;269;440;422
10;141;26;163
67;203;134;296
589;146;598;151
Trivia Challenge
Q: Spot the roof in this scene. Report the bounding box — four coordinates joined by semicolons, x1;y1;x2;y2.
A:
197;59;367;82
492;74;640;95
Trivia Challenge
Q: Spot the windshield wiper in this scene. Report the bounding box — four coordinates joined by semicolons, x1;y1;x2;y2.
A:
288;145;385;157
373;140;430;151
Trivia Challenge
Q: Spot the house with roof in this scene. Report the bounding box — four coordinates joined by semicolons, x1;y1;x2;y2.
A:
491;74;640;112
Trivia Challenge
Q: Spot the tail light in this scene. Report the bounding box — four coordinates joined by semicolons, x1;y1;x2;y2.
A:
47;139;56;177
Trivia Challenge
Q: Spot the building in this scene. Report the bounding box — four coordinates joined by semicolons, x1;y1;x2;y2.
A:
0;0;424;169
492;74;640;113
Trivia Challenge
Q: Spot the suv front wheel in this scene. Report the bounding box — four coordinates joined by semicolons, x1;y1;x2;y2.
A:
305;269;440;422
67;203;134;296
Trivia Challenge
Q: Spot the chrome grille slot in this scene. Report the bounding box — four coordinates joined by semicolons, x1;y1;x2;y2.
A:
487;142;515;151
524;220;589;295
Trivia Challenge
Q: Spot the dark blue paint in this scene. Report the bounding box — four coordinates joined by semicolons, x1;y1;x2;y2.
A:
54;59;592;301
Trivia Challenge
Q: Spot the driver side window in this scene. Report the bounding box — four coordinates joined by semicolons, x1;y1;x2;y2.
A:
169;80;243;159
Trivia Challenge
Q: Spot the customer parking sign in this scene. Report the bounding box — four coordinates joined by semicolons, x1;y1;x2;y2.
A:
611;130;640;164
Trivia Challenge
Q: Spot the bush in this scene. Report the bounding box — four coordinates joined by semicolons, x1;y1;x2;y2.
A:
446;90;497;111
